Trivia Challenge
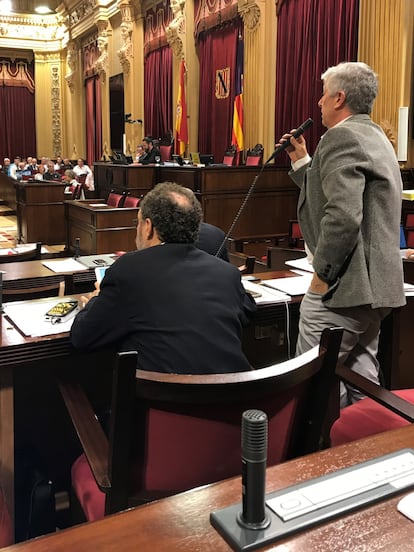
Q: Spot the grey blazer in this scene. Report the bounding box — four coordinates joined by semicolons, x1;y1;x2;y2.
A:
289;114;405;309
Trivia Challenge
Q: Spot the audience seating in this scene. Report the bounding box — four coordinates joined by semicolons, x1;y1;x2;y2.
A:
0;242;42;263
60;327;343;521
245;144;264;166
330;364;414;446
106;190;126;208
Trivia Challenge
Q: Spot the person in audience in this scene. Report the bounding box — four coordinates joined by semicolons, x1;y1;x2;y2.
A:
138;137;161;165
277;61;405;407
43;161;61;181
73;158;93;179
27;157;38;172
54;156;64;171
196;221;229;261
1;158;11;176
62;158;73;170
34;165;45;180
15;161;30;181
71;182;256;374
9;157;21;179
63;169;84;199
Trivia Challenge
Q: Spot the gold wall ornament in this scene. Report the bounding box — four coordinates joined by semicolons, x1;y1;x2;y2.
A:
95;21;110;82
117;21;133;74
238;0;260;32
166;0;185;58
65;40;77;93
51;66;62;158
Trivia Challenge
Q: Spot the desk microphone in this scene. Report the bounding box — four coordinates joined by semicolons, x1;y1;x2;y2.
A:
265;118;314;164
74;237;80;260
237;409;270;529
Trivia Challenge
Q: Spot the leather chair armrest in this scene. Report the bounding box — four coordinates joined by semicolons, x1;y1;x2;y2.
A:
337;364;414;422
59;382;111;490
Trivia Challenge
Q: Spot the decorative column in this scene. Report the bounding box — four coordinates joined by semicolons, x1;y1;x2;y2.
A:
62;39;84;159
166;0;198;153
118;0;143;155
241;0;276;160
358;0;414;165
94;19;112;160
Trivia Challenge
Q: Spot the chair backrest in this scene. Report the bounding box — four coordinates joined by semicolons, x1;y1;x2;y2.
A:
159;145;172;163
288;219;304;247
104;327;342;512
77;174;87;185
245;144;264;166
0;242;42;264
223;145;237;166
3;273;74;302
107;190;126;208
123;195;141;208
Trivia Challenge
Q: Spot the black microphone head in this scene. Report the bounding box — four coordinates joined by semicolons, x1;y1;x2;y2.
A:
241;409;268;463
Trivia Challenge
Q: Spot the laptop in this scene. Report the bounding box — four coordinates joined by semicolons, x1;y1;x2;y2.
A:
200;154;214;166
400;224;409;258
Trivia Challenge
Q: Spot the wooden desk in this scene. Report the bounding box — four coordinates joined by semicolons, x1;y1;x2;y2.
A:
15;182;67;245
65;200;139;255
6;424;414;551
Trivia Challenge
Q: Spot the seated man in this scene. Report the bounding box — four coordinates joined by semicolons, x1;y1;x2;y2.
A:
196;221;229;261
139;137;161;165
43;161;61;181
71;182;256;374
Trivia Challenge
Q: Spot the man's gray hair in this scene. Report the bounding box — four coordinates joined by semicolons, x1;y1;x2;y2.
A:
322;62;378;115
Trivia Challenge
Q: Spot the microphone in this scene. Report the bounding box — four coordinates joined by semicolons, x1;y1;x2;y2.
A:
237;409;270;530
74;237;80;260
266;117;313;164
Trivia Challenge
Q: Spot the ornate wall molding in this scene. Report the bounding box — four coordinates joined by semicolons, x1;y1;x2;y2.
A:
0;13;67;50
65;40;78;93
237;0;260;32
166;0;185;59
117;1;134;74
94;20;110;82
51;65;62;157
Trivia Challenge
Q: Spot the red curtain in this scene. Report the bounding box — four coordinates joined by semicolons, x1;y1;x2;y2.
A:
0;60;36;159
144;46;173;140
274;0;359;166
198;19;241;163
85;76;102;165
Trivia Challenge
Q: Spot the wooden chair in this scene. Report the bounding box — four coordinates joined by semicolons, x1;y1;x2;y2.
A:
3;273;74;303
0;242;41;263
59;327;343;521
123;195;141;208
159;130;174;162
330;365;414;446
106;190;126;208
223;145;238;166
245;144;264;166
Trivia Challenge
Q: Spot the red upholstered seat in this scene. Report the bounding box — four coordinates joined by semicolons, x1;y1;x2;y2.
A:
107;191;125;207
330;388;414;446
62;328;343;522
123;195;140;208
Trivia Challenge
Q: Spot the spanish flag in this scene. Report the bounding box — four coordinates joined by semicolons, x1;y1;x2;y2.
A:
175;60;188;156
231;34;244;152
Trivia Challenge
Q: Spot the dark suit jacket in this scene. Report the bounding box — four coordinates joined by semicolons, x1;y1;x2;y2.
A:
196;222;229;261
71;243;256;374
140;147;161;165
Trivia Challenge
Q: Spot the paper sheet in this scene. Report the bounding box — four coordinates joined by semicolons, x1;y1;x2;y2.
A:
285;257;315;273
242;281;290;304
4;297;79;337
42;259;89;273
262;274;312;296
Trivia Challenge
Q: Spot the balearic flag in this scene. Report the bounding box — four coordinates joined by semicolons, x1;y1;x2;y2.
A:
175;60;188;156
231;34;244;152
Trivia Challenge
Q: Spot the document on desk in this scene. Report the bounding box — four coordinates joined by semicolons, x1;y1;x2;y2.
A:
262;274;312;296
4;298;78;337
42;259;89;273
242;281;290;304
285;257;314;273
404;282;414;297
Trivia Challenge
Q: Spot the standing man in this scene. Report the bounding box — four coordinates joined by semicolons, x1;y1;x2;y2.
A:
139;137;161;165
278;61;405;406
71;182;256;374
